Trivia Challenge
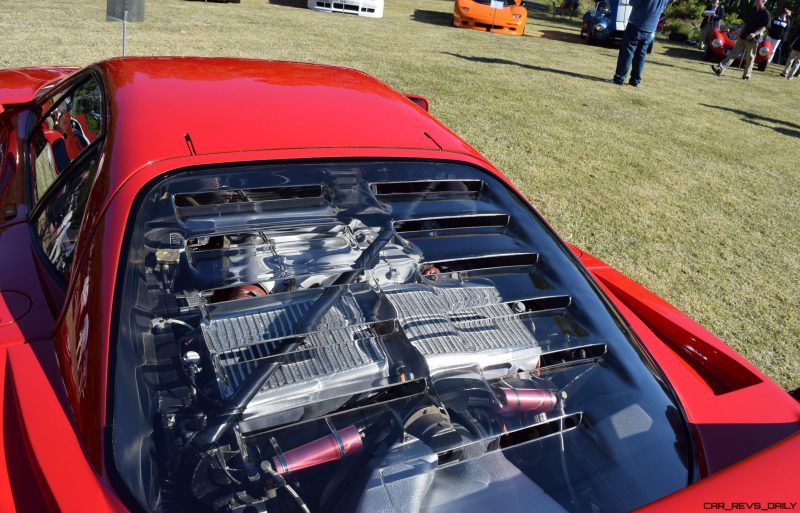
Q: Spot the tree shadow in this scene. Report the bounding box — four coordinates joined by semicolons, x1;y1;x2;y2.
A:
521;0;551;12
533;18;584;30
538;29;585;43
441;51;607;82
700;103;800;138
646;58;711;76
662;45;705;61
268;0;307;8
411;9;453;27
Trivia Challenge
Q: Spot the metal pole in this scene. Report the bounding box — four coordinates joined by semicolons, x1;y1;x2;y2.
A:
123;9;128;56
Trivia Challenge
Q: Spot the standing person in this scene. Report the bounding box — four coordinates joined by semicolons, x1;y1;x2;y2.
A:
782;33;800;79
609;0;671;86
766;9;791;64
699;0;725;51
711;0;770;81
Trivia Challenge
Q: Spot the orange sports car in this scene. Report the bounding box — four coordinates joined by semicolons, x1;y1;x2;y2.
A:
453;0;528;36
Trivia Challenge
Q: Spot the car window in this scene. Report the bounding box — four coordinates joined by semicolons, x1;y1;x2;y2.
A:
112;161;692;513
33;149;101;278
473;0;517;6
29;76;104;205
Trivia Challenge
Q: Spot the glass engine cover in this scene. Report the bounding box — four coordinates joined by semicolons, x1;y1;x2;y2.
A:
111;161;692;513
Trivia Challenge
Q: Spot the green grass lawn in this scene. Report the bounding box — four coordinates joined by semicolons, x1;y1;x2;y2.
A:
1;0;798;391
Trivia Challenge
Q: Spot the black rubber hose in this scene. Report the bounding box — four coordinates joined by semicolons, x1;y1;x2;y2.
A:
190;226;395;448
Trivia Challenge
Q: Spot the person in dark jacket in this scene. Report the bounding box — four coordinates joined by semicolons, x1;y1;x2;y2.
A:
711;0;770;80
782;33;800;78
699;0;725;51
766;8;791;63
609;0;671;86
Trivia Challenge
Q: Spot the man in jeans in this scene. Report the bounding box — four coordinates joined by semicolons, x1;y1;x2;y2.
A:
610;0;671;87
711;0;770;80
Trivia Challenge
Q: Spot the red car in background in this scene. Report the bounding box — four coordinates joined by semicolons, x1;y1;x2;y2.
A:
704;26;773;71
0;58;798;513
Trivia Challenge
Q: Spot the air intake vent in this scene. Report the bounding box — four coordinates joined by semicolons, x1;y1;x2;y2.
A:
174;185;329;219
539;343;607;369
425;253;539;274
394;214;509;234
516;295;572;314
436;412;583;466
499;413;582;449
371;180;483;202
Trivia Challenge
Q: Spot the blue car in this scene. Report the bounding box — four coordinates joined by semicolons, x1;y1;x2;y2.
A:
580;0;657;52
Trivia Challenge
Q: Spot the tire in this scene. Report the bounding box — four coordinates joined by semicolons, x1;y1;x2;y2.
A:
703;47;713;61
757;61;767;72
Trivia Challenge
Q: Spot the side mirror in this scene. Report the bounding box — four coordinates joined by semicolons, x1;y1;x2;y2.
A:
404;94;429;112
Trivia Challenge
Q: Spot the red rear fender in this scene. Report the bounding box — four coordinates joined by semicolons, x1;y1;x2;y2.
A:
572;246;800;475
1;341;125;512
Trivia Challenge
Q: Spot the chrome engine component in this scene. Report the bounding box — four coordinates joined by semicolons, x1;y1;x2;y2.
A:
384;282;541;373
199;279;541;430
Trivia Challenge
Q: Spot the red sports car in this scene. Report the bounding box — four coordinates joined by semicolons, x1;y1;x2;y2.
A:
704;26;773;71
0;58;797;513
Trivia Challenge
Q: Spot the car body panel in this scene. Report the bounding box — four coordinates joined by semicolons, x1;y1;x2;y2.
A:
93;58;485;208
1;107;33;229
705;27;772;67
0;66;78;108
636;431;800;512
453;0;527;36
0;224;59;346
0;59;797;512
580;0;664;44
0;340;126;512
307;0;384;18
575;248;800;475
581;0;622;42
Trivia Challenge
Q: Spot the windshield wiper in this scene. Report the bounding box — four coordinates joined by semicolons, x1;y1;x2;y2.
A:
190;225;396;448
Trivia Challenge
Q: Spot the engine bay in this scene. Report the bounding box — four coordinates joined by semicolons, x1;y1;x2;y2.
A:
112;162;692;513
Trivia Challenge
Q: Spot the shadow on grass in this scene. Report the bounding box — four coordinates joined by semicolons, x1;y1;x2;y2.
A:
522;0;551;12
411;9;453;27
532;18;584;30
662;45;705;61
538;29;584;43
268;0;307;8
441;51;607;82
700;103;800;138
646;58;711;76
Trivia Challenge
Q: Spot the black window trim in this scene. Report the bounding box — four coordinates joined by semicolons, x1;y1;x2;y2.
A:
24;68;109;289
26;68;108;219
27;144;104;290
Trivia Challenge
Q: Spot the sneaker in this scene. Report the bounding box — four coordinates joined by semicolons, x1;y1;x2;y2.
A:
605;79;624;86
742;75;750;80
711;65;722;76
628;81;640;87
